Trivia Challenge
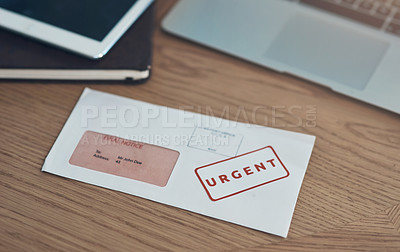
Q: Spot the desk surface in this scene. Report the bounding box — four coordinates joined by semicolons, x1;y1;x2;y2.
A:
1;1;399;251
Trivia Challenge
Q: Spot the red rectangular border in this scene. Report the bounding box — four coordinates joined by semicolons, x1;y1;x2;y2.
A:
194;146;289;201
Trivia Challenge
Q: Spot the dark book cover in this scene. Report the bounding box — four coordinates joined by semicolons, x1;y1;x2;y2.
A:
0;3;154;81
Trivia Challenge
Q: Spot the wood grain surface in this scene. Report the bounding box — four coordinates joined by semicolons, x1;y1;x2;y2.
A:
1;1;399;251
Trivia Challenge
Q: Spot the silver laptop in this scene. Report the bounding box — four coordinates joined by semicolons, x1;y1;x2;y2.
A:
162;0;400;114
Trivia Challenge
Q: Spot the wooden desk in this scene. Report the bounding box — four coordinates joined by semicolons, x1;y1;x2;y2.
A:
1;1;399;251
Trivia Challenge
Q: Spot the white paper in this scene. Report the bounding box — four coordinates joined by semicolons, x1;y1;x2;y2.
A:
42;88;315;237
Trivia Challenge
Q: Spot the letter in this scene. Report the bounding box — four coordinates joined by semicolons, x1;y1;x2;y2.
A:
178;108;195;127
161;107;177;128
99;135;109;145
92;134;102;145
205;178;217;187
272;105;285;127
101;106;117;128
141;106;160;127
231;170;242;179
205;105;229;127
266;159;276;167
251;106;268;126
118;105;140;128
306;104;317;114
233;105;250;124
243;166;253;175
82;135;90;145
81;105;98;127
219;175;230;183
287;105;302;127
254;162;266;172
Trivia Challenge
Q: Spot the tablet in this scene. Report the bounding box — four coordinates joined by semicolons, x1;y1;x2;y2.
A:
0;0;153;59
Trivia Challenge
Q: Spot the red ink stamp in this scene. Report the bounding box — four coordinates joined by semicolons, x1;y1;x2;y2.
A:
194;146;289;201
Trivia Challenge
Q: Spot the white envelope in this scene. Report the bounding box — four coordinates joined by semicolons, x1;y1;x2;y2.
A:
42;88;315;237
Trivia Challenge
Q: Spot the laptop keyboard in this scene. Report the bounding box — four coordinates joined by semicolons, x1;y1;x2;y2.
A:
295;0;400;37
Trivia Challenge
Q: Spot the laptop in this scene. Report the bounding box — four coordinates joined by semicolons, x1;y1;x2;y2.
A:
162;0;400;114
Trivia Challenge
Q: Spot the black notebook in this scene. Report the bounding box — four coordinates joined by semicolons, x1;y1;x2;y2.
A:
0;3;154;82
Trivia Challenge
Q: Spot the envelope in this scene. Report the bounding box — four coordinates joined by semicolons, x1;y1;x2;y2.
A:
42;88;315;237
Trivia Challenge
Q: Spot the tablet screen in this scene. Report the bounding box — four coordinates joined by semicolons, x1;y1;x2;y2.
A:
0;0;137;41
